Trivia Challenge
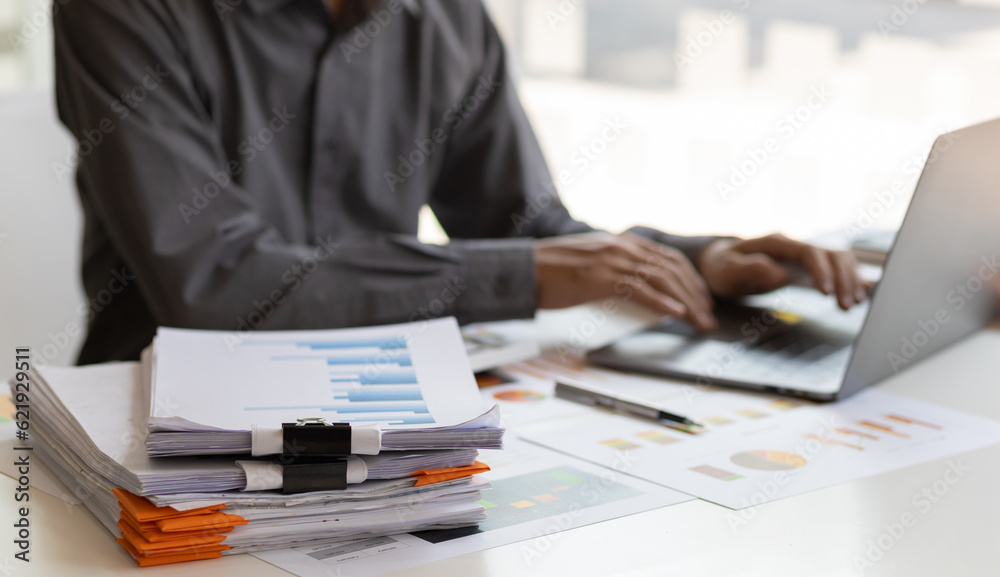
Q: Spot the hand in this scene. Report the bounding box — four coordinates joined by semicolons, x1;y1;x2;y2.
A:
697;233;873;310
534;232;719;331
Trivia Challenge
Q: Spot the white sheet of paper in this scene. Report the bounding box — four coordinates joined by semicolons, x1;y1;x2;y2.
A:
150;318;487;432
520;388;1000;509
253;439;691;577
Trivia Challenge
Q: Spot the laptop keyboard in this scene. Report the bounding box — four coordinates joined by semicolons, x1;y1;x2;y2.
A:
612;291;866;393
724;327;851;385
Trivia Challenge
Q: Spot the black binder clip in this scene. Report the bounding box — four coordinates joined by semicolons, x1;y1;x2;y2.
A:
282;459;349;494
281;418;352;459
278;418;354;493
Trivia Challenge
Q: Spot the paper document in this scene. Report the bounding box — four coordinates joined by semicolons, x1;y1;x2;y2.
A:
521;387;1000;509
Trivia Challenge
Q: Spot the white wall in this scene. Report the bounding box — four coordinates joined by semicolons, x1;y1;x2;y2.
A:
0;87;86;378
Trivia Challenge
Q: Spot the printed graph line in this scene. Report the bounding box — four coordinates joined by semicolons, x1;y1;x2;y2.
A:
330;369;418;385
804;433;863;451
884;413;942;430
858;420;909;438
690;464;743;481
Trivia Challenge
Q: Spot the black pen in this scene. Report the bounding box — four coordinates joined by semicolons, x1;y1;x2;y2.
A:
554;381;703;428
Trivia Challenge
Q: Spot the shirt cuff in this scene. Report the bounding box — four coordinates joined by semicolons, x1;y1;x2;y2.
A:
449;238;537;324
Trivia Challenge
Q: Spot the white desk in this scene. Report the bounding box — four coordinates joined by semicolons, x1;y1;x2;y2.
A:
7;325;1000;577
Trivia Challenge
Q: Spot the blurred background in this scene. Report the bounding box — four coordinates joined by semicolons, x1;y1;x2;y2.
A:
3;0;1000;369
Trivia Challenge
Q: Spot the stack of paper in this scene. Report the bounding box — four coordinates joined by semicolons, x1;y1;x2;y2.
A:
15;318;505;566
28;363;484;495
145;318;504;457
20;362;494;564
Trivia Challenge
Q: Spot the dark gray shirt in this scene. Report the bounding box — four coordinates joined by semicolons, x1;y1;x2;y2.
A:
55;0;716;365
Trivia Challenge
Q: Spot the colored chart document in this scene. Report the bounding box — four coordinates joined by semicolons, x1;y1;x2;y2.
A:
520;389;1000;509
253;440;691;577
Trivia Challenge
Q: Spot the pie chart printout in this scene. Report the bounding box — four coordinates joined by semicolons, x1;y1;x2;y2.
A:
730;450;807;471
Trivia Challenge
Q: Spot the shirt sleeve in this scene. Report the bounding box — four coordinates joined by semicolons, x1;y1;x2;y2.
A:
54;0;535;331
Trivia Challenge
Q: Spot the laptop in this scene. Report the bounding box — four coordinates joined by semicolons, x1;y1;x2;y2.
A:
588;118;1000;401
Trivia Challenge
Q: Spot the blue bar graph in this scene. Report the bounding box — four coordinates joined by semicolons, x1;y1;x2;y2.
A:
268;352;411;366
248;338;406;348
342;390;425;402
325;354;411;366
388;416;436;425
297;338;407;350
241;334;438;425
329;370;417;385
311;415;437;425
320;404;430;414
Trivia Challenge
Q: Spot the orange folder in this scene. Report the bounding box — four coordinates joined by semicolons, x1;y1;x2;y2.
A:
117;520;229;546
118;521;229;554
156;512;248;533
116;538;226;567
120;512;237;541
412;461;490;487
119;517;231;543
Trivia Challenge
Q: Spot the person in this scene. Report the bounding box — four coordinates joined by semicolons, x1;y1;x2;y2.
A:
54;0;868;365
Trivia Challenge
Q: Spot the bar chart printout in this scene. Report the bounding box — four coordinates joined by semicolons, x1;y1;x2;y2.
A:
149;318;490;432
250;334;435;426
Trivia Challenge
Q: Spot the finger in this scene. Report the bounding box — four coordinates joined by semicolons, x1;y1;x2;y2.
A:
729;235;836;295
646;257;713;314
852;269;872;302
664;250;713;308
606;252;709;315
734;253;790;294
676;261;715;311
609;273;687;318
707;252;789;298
799;246;836;295
829;252;859;309
603;255;716;330
840;253;866;304
642;265;717;330
630;236;713;309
